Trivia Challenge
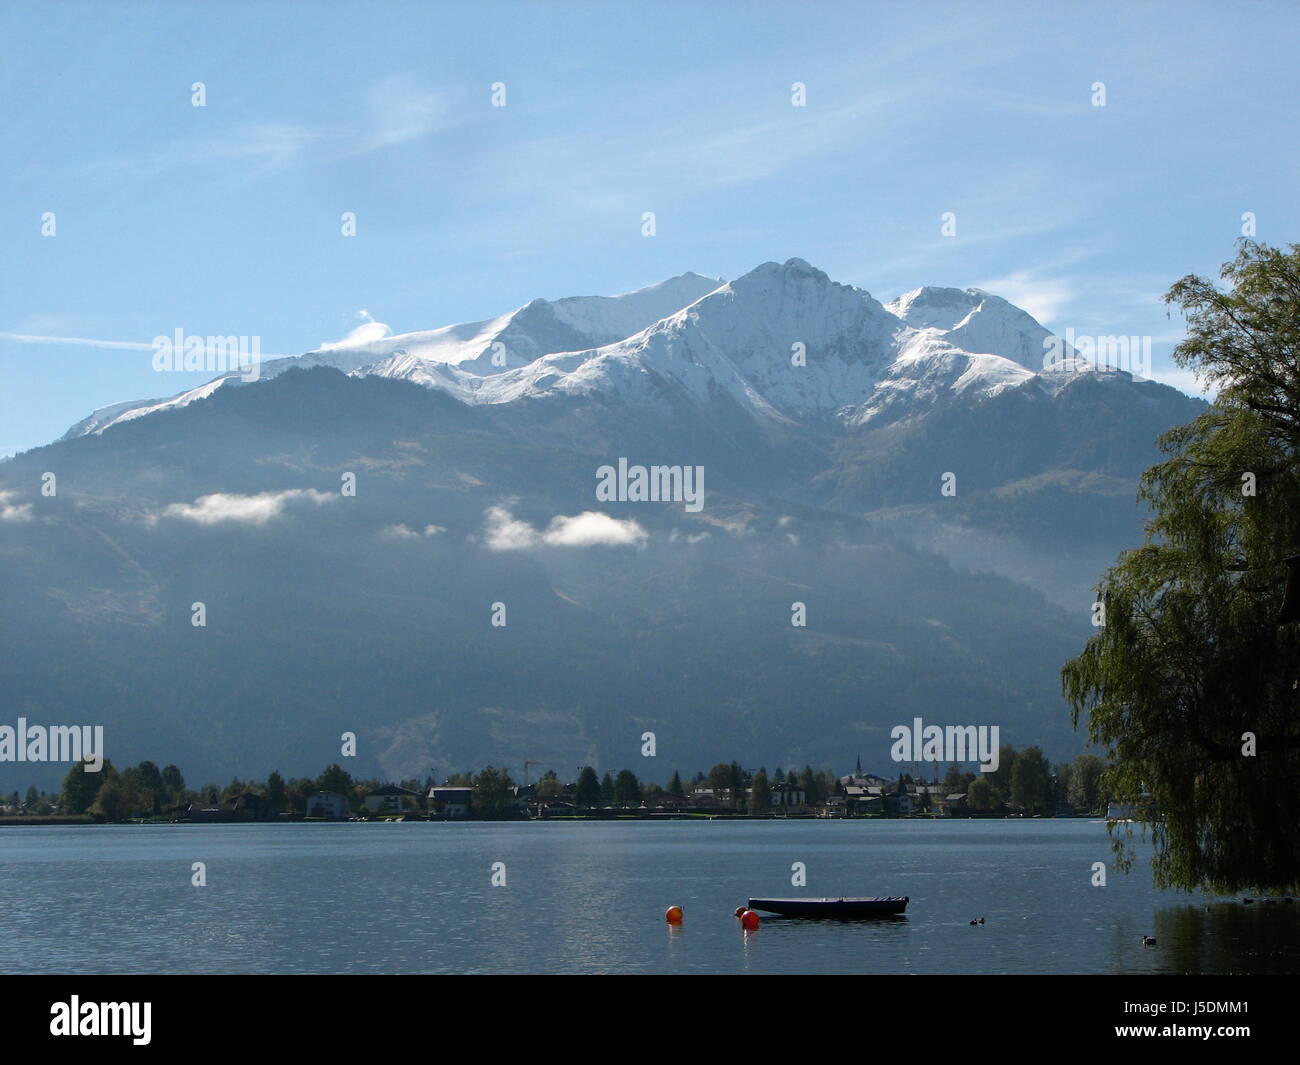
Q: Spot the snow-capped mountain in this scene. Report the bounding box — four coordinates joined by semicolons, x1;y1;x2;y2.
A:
66;271;724;437
363;270;725;376
4;259;1207;785
67;258;1101;438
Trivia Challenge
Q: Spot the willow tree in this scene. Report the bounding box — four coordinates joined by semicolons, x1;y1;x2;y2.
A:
1062;241;1300;893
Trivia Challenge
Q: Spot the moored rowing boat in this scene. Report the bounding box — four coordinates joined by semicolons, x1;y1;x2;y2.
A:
746;896;909;917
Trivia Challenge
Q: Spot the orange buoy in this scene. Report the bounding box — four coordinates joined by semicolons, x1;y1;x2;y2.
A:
665;905;684;924
733;906;747;918
740;909;760;930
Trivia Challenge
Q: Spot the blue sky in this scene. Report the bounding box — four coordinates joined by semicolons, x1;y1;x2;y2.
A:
2;0;1297;457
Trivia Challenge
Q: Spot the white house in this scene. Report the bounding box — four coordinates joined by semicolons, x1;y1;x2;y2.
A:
427;785;473;819
363;783;422;814
305;791;348;820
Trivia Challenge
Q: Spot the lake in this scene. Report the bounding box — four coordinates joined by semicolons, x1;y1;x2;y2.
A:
1;819;1295;974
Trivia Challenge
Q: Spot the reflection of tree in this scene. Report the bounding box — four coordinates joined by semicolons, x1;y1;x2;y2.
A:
1153;903;1300;975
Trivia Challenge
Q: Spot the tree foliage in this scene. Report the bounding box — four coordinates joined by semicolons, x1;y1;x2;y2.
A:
1062;241;1300;892
61;759;105;814
574;766;600;808
472;766;515;818
613;769;641;805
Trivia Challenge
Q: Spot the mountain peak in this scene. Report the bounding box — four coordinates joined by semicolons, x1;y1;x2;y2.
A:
886;286;979;325
62;260;1160;440
736;257;832;285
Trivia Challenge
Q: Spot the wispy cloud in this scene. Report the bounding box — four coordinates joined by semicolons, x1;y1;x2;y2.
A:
0;331;298;358
0;332;158;351
364;74;448;151
1145;366;1216;400
973;272;1073;325
320;310;392;351
382;522;446;539
79;75;455;185
468;85;916;219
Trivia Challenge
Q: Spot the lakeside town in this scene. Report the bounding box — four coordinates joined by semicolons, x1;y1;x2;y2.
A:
0;746;1122;823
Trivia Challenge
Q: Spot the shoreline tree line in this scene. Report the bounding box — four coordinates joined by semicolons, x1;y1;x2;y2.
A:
0;746;1110;820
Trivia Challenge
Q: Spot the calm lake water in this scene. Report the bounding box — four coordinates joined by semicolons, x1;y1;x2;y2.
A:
1;819;1295;974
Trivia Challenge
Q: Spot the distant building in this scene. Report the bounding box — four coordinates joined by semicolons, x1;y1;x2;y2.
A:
688;789;722;810
232;791;265;820
844;785;882;816
883;788;913;817
820;795;847;818
427;786;473;819
770;782;806;809
305;792;348;820
839;772;890;788
363;783;423;814
185;802;237;823
936;793;968;817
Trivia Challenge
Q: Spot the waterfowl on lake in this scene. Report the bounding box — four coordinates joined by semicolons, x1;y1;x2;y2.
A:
1142;936;1156;946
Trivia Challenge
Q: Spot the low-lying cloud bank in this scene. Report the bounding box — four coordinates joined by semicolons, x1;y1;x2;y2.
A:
158;489;335;525
483;505;647;550
0;490;33;522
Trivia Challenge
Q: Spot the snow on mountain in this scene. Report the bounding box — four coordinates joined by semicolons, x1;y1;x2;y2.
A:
340;270;724;378
70;273;724;436
64;347;393;438
422;259;1073;427
446;258;897;419
886;286;1057;372
67;259;1120;438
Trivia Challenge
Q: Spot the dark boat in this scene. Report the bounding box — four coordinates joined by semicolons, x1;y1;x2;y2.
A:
747;896;909;918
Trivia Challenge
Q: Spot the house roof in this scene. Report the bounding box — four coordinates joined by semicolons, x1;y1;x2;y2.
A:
367;784;420;797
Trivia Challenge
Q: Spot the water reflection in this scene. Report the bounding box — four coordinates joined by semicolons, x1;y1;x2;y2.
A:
0;821;1294;974
1154;902;1300;975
